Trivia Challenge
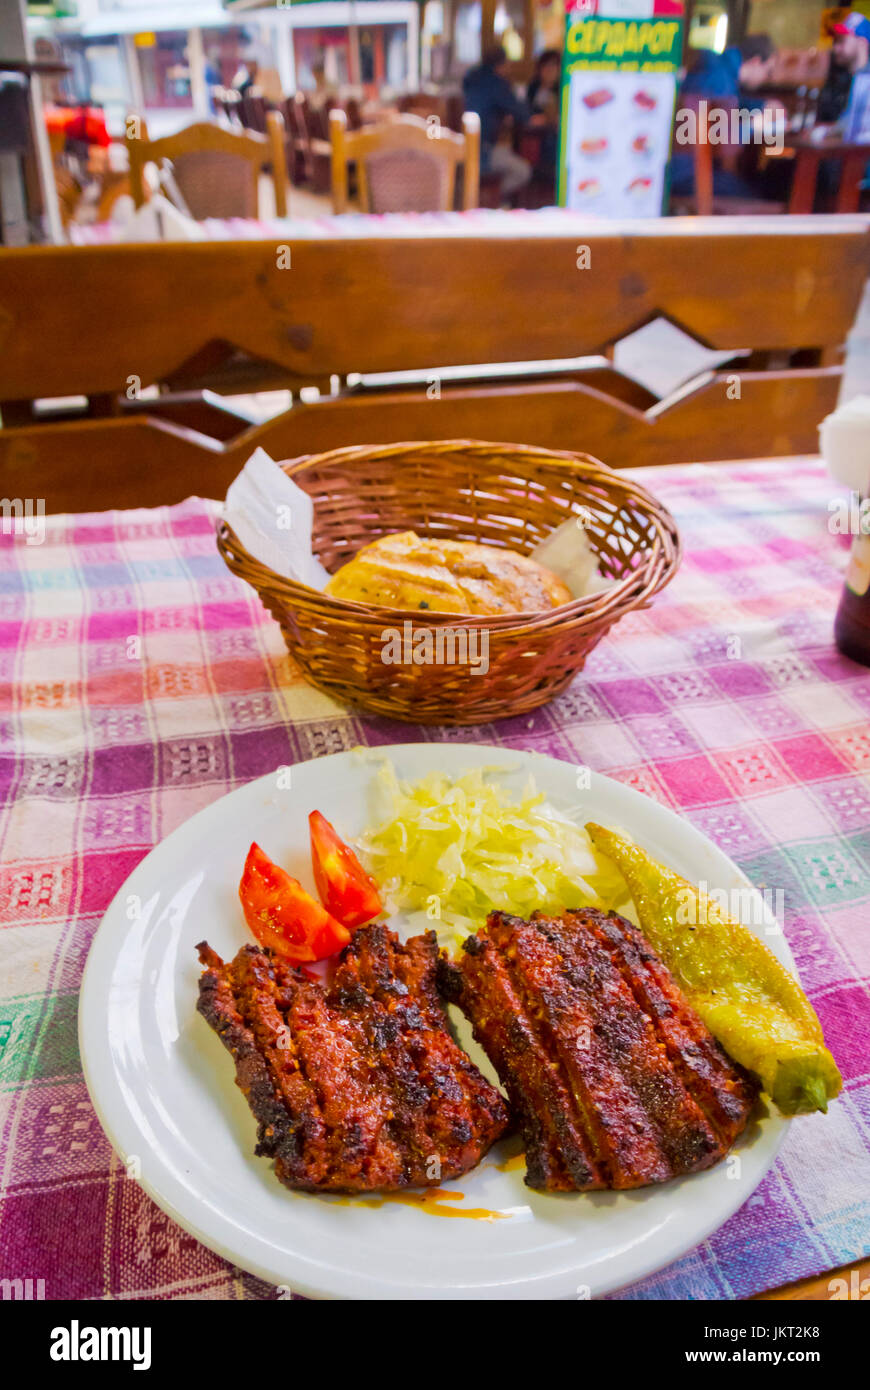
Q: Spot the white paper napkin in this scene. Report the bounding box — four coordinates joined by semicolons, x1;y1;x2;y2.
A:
118;193;206;243
820;395;870;495
223;448;330;590
530;514;614;598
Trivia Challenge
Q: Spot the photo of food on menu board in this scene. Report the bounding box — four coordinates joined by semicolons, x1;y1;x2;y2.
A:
565;68;677;217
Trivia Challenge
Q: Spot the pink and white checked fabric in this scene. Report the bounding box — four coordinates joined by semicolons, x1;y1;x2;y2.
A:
0;456;867;1300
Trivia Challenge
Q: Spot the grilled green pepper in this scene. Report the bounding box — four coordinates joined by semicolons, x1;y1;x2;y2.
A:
586;824;842;1116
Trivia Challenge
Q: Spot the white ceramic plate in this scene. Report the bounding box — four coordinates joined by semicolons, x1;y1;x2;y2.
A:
79;744;790;1301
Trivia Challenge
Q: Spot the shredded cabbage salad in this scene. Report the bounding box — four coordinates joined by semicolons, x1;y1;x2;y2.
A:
355;761;630;948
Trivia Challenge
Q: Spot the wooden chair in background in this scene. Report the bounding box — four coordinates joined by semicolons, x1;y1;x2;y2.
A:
673;96;786;217
49;127;130;230
397;91;465;132
283;93;331;193
214;89;243;126
327;96;363;131
48;127;82;228
237;93;268;134
126;113;288;219
329;109;480;214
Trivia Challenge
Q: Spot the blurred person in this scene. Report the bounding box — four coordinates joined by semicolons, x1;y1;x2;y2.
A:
231;60;259;97
463;45;532;201
308;58;338;113
670;34;777;200
204;58;221;115
817;13;870;124
681;32;776;104
526;48;561;181
814;14;870;209
527;49;561;116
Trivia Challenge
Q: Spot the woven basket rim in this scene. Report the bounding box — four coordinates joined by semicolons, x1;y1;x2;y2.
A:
216;439;682;629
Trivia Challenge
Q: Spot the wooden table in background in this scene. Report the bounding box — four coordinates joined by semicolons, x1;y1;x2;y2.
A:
788;134;870;213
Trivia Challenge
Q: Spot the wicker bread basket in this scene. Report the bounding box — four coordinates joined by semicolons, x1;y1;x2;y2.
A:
216;440;681;725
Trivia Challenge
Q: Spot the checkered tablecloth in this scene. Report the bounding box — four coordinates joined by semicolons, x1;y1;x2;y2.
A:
1;456;867;1301
67;207;840;247
68;207;605;245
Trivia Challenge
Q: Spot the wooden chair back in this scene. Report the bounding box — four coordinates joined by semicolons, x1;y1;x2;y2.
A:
237;93;269;134
282;94;306;183
306;97;333;142
329;109;480;213
675;97;785;217
341;97;363;130
284;94;331;191
0;220;867;511
318;96;364;133
214;89;242;124
397;92;464;131
127;113;288;219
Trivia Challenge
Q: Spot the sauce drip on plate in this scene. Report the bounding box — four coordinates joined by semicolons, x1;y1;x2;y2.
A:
496;1153;526;1173
335;1188;509;1221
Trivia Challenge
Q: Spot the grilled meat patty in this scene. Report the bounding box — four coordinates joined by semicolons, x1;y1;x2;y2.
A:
438;908;759;1192
197;924;510;1192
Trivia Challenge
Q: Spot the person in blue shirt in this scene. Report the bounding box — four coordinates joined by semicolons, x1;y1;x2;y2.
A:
463;45;532;201
816;14;870;207
818;13;870;123
681;35;774;104
670;34;776;199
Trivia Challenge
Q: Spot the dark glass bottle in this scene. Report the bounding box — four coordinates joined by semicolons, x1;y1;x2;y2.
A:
834;529;870;667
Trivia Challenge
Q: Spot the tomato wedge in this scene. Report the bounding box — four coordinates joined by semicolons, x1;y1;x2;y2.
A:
309;810;382;929
239;842;351;963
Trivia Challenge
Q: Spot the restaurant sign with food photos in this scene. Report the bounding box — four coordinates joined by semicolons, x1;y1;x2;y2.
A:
558;0;684;218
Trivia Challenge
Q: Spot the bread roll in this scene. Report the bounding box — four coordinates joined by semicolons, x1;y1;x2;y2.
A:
325;531;572;615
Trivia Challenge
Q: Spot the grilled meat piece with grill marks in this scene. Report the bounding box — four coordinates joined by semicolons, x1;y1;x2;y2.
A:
196;924;509;1192
438;908;759;1192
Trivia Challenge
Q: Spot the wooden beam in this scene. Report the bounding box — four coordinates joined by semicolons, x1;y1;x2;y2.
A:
0;223;865;401
0;367;842;513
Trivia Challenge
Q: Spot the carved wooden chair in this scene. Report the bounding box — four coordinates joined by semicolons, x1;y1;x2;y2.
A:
397;92;465;132
329;109;480;214
284;94;331;193
237;93;269;135
672;95;786;218
127;113;288;220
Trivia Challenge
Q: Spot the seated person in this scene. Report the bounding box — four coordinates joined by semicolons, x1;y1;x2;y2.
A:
526;49;561;178
670;34;777;200
815;15;870;209
231;60;259;97
817;13;870;124
527;49;561;117
463;45;532;202
681;33;774;103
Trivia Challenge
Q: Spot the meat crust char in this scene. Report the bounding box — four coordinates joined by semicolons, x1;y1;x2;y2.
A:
438;908;759;1192
196;924;509;1192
